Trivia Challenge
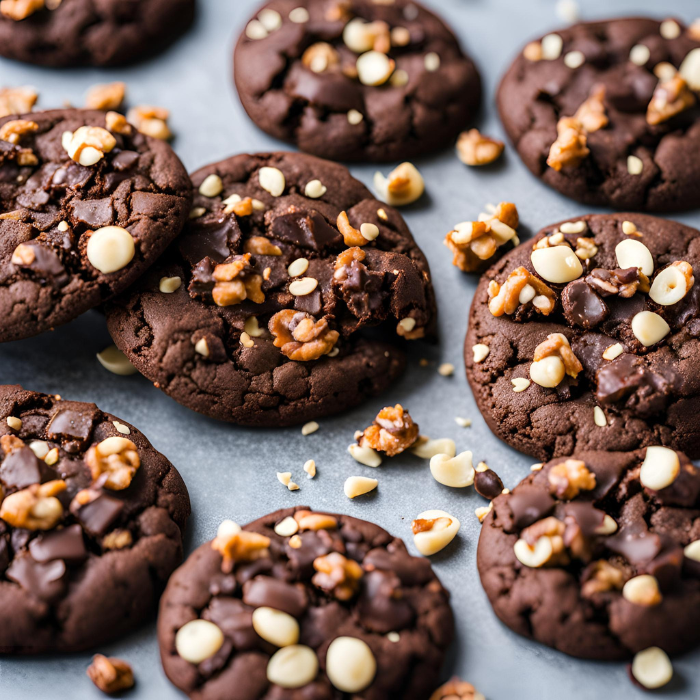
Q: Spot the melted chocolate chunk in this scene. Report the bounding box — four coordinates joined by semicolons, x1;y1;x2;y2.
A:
0;446;54;489
6;553;67;602
178;213;240;266
46;406;96;443
269;209;341;251
562;279;609;329
508;487;555;529
29;524;87;565
72;491;124;536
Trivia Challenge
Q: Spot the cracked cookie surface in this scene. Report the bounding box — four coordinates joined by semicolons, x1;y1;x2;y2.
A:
0;0;195;67
106;151;436;427
465;213;700;461
497;17;700;211
158;506;453;699
477;449;700;659
0;385;190;653
234;0;481;162
0;108;192;343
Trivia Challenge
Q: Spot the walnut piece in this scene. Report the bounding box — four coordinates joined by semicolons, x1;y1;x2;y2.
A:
211;529;270;573
547;117;589;171
456;129;504;166
0;480;66;530
243;236;282;256
574;237;598;260
0;86;38;119
0;0;44;20
519;516;570;566
488;266;557;317
224;196;254;217
102;529;133;550
0;118;38;145
312;552;364;600
548;459;596;500
294;510;338;531
573;85;608;133
581;560;625;598
0;434;24;454
586;267;649;298
533;333;583;378
85;82;126;111
358;404;419;456
126;105;172;140
105;111;131;136
335;246;366;272
337;211;370;247
63;125;116;166
269;310;339;361
87;654;135;694
212;254;265;307
647;74;695;126
429;677;484;700
11;243;36;266
302;42;340;73
85;437;140;490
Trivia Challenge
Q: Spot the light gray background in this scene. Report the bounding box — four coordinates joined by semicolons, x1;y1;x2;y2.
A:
0;0;699;698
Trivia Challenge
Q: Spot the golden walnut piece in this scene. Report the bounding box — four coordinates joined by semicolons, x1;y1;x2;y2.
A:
647;74;695;126
87;655;135;694
547;116;589;171
445;202;519;272
358;404;419;456
488;266;557;317
0;479;66;530
269;309;339;361
0;86;38;119
429;677;485;700
312;552;364;600
533;333;583;379
0;0;45;21
212;254;264;307
211;529;270;573
85;437;140;491
548;459;597;500
456;129;504;166
574;85;609;133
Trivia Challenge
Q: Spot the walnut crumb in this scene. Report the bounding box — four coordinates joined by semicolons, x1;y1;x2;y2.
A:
358;404;419;456
87;654;135;694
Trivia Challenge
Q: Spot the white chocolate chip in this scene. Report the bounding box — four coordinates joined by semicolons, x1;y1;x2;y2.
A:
301;421;319;436
29;440;49;458
344;475;378;499
259;167;286;197
659;19;681;39
274;516;299;537
438;363;454;377
252;607;299;648
514;537;555;568
640;445;680;491
424;52;441;71
531;463;544;471
96;345;137;376
194;338;209;357
175;620;224;664
258;8;282;32
627;155;644;175
518;284;536;304
6;416;21;431
159;276;181;293
240;332;254;348
303;460;316;478
57;221;69;232
559;220;587;234
348;444;382;468
412;509;460;556
246;19;268;40
217;520;241;538
326;637;376;693
429;451;475;488
398;317;415;333
390;69;409;87
630;44;651;66
289;7;309;23
631;311;670;347
475;503;493;522
347;109;364;125
244;316;264;338
189;207;206;219
631;647;673;690
615;239;654;275
556;0;579;23
541;33;563;60
277;472;292;486
289;277;318;296
113;421;130;435
357;50;394;86
563;50;585;69
649;265;688;305
684;540;700;562
623;574;662;606
86;226;135;274
511;377;531;392
454;417;471;428
386;631;400;642
680;48;700;91
602;343;623;361
593;406;606;427
287;258;309;278
198;174;223;198
595;514;618;535
410;437;456;459
304;180;327;199
360;223;379;241
530;356;565;388
267;645;319;689
472;344;490;363
531;245;583;283
622;220;638;235
45;448;59;466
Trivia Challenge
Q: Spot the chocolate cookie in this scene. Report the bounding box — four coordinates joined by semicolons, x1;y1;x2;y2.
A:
497;17;700;211
0;385;190;653
158;507;453;699
234;0;481;162
0;108;192;343
0;0;195;67
465;213;700;461
106;152;436;427
478;448;700;659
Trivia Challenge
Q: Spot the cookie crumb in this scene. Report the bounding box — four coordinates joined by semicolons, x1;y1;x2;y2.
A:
454;417;471;428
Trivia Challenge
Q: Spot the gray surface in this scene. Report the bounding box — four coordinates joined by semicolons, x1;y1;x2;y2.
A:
0;0;699;697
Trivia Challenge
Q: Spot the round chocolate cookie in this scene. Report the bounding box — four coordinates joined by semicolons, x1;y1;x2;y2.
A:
106;152;436;427
234;0;481;162
0;0;195;67
0;108;192;343
158;506;454;699
478;448;700;659
465;213;700;461
497;17;700;211
0;385;190;653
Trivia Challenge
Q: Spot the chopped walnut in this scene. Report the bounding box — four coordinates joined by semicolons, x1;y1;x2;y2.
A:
574;237;598;260
358;404;419;456
456;129;505;166
581;560;625;598
586;267;649;298
647;74;695;126
325;0;351;22
547;117;589;171
63;125;116;166
488;266;557;317
105;111;131;135
294;509;338;531
548;459;596;500
312;552;364;600
0;86;38;119
302;42;340;73
243;236;282;256
0;480;66;530
0;0;44;20
429;677;484;700
0;434;24;454
211;254;265;307
573;85;609;133
126;105;172;140
87;655;135;694
520;516;569;566
334;245;366;272
269;310;339;361
533;333;583;379
102;529;133;550
0;118;38;144
225;196;254;217
85;82;126;111
211;529;270;573
11;243;35;266
337;211;370;247
85;437;140;491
